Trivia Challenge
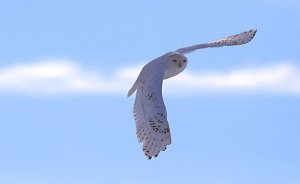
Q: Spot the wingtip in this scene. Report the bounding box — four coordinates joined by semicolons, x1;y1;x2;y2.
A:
250;28;257;35
237;28;257;45
249;28;257;38
127;90;133;98
249;29;257;42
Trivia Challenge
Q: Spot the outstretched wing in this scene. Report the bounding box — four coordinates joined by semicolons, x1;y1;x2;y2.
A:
176;29;257;54
132;64;171;159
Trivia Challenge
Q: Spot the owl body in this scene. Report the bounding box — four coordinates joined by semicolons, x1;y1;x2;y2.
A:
128;29;257;159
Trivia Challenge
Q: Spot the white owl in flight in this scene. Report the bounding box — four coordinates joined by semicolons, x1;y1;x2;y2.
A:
128;29;257;159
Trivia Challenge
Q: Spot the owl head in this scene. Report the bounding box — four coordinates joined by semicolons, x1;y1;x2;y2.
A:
163;52;188;79
168;52;188;68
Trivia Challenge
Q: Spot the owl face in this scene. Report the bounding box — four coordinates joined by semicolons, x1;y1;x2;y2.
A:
168;52;188;69
163;52;188;79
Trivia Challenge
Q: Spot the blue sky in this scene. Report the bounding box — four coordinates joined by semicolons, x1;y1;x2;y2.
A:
0;1;299;184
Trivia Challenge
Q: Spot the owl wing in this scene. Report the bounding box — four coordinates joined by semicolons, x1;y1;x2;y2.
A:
176;29;257;54
132;64;171;159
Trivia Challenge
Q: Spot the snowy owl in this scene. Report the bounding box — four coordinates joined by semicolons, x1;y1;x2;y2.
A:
128;29;257;159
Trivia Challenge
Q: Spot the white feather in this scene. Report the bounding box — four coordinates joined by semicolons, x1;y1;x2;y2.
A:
128;29;257;159
176;29;257;54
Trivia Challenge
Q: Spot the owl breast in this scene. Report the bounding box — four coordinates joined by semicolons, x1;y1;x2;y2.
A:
163;64;187;80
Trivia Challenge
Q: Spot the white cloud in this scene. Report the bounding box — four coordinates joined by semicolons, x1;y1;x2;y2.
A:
0;59;299;96
166;63;300;95
0;59;131;95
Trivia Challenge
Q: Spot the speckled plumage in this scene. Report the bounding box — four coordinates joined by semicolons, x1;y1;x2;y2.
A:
128;29;257;159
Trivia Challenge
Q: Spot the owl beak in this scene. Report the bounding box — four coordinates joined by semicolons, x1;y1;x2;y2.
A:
178;62;182;68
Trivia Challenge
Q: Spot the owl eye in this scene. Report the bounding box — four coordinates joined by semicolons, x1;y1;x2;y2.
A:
183;59;186;63
173;59;177;62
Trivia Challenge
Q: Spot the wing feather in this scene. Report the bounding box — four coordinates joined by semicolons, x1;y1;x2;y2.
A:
132;63;171;159
176;29;257;54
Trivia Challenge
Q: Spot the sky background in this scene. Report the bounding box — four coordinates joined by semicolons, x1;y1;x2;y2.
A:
0;0;300;184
